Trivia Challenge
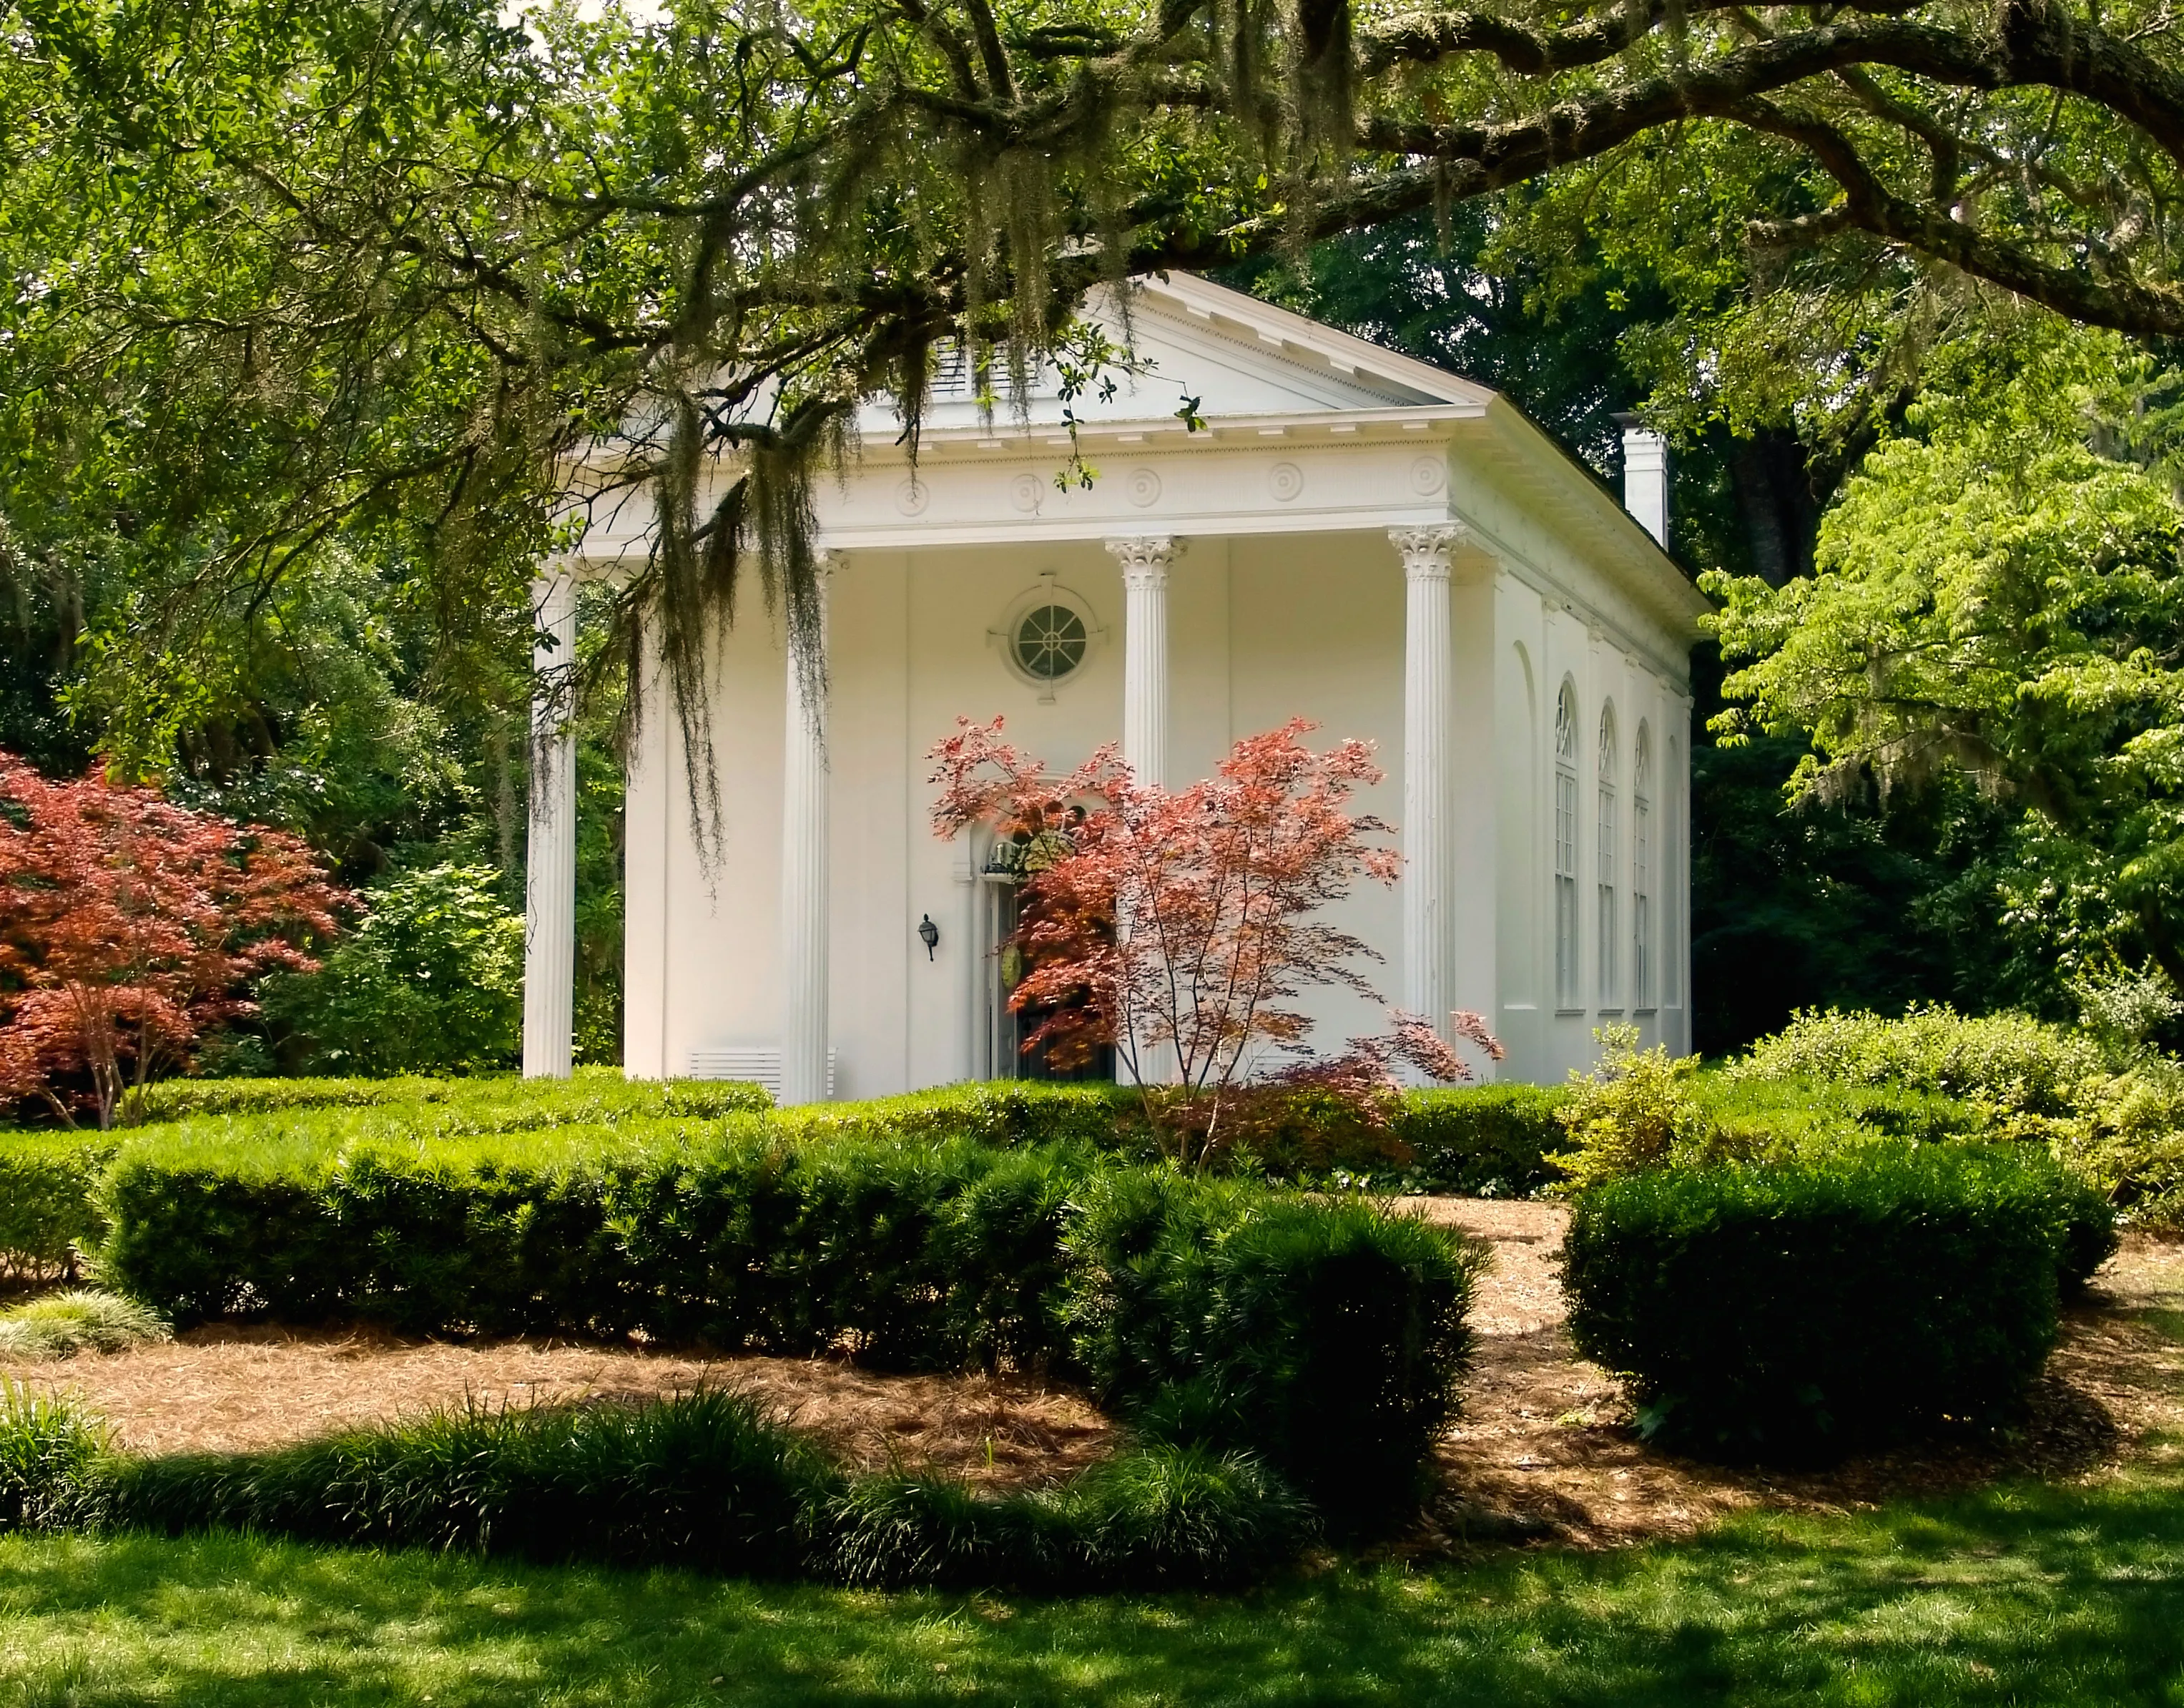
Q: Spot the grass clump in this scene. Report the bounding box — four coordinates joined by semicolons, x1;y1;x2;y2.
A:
0;1291;171;1360
7;1386;1312;1591
109;1388;827;1574
0;1381;108;1533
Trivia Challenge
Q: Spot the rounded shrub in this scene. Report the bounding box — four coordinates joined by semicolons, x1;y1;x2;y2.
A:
1563;1144;2071;1463
1063;1176;1483;1529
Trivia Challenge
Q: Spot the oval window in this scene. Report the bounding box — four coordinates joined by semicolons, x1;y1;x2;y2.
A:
1013;603;1088;681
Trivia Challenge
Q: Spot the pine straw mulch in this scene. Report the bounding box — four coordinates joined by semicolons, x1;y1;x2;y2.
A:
3;1202;2179;1535
0;1330;1112;1492
1405;1199;2184;1553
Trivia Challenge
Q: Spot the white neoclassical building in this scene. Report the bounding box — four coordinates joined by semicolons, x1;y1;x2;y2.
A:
524;273;1709;1102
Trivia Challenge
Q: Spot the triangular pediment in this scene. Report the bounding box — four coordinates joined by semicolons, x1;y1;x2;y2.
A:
892;274;1491;433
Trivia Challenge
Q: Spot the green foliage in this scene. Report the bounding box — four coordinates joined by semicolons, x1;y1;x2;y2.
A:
8;1384;1309;1591
0;1382;108;1534
1563;1144;2073;1461
818;1445;1309;1591
1732;1006;2111;1120
1708;338;2184;1005
0;1292;169;1360
1554;1027;1733;1192
1733;1005;2181;1230
0;1133;114;1275
88;1096;1475;1530
262;865;523;1075
124;1066;769;1127
1322;1084;1573;1197
774;1079;1574;1199
1061;1174;1482;1529
772;1082;1146;1152
1690;1072;1987;1151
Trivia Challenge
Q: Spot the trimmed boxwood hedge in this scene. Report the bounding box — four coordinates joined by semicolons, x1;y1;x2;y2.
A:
0;1134;115;1275
1562;1143;2080;1462
92;1121;1480;1528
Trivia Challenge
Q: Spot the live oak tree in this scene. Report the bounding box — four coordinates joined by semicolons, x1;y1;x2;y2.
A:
12;0;2184;785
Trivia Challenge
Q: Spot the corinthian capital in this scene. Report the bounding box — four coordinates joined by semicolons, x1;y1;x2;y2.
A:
1105;535;1179;586
1388;524;1469;579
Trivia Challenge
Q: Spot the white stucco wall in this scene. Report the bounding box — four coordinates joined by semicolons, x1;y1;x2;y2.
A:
609;273;1705;1095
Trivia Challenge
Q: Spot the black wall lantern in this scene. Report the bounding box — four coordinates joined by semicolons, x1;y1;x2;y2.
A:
917;914;940;961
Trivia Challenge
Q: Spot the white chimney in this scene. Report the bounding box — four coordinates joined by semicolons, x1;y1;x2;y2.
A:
1614;413;1671;549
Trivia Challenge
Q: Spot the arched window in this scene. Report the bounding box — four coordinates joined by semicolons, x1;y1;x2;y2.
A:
1596;705;1618;1010
1554;682;1580;1011
1633;724;1653;1011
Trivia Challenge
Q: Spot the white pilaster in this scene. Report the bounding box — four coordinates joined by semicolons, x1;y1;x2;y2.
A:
1392;526;1462;1044
523;566;579;1079
1107;536;1177;788
779;563;833;1106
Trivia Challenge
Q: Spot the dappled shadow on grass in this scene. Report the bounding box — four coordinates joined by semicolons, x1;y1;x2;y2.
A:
4;1463;2184;1707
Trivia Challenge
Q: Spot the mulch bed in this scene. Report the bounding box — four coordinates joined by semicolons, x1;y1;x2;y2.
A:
1408;1200;2184;1551
6;1202;2179;1535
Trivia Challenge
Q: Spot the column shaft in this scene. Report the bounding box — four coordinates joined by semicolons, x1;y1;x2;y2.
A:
1108;537;1176;788
523;569;579;1079
779;576;832;1105
1392;527;1461;1042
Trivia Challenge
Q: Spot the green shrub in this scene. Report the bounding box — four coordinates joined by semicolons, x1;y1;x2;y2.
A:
779;1079;1575;1197
0;1382;108;1533
95;1124;1061;1357
1382;1084;1572;1194
0;1134;113;1275
92;1115;1477;1529
774;1082;1146;1153
1691;1073;1987;1150
0;1291;170;1359
2053;1062;2184;1235
126;1067;769;1127
1062;1173;1482;1528
1732;1006;2181;1232
260;863;526;1075
1563;1144;2071;1462
1553;1026;1731;1191
1733;1006;2108;1121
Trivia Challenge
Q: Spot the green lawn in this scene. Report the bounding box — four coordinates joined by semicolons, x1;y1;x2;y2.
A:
3;1460;2183;1707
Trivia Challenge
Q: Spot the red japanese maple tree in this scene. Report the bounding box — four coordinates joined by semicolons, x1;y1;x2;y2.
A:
930;717;1498;1167
0;754;349;1127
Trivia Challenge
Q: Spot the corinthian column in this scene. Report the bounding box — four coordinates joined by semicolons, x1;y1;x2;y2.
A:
779;560;834;1106
1106;536;1178;788
1391;526;1462;1044
523;566;579;1079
